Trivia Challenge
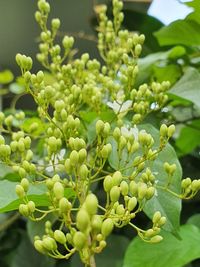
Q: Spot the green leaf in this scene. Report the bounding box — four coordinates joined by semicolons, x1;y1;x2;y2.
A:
21;117;47;136
27;214;56;243
170;67;200;108
70;235;129;267
154;20;200;47
0;180;75;213
0;70;14;84
123;224;200;267
168;46;186;60
187;214;200;229
176;120;200;156
108;124;182;233
153;64;181;84
9;82;25;94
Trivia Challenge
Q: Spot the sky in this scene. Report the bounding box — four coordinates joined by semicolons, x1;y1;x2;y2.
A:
148;0;193;25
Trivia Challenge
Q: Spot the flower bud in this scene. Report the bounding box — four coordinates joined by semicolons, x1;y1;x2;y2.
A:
54;230;66;244
59;197;72;213
101;218;114;237
150;235;163;243
69;150;79;166
42;237;57;251
53;182;64;200
34;240;46;254
103;175;113;192
76;209;90;232
20;178;29;192
112;171;122;186
160;124;168;137
73;231;86;250
120;181;129;196
16;184;25;198
91;215;102;232
167;124;175;138
85;194;98;216
127;197;137;212
110;186;120;202
153;211;162;224
27;200;35;213
96;120;104;135
19;204;29;216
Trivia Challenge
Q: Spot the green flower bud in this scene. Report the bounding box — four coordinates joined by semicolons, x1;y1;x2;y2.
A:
78;148;87;163
0;135;5;145
150;235;163;243
19;204;29;216
62;36;74;49
158;216;166;226
16;184;25;198
27;200;35;213
91;215;102;232
135;44;142;56
34;239;46;254
101;144;111;159
191;179;200;191
113;127;121;141
116;204;125;215
129;181;138;196
20;178;29;192
70;150;79;166
54;230;66;244
73;231;86;250
160;124;168;137
103;175;113;192
96;120;104;135
79;164;88;179
101;218;114;237
53;182;64;200
76;209;90;232
145;186;155;200
48;136;57;152
120;181;129;196
110;186;120;202
59;197;72;213
153;211;162;224
127;197;137;212
167;124;175;138
51;18;60;30
18;139;25;152
85;193;98;215
138;182;147;200
42;237;57;251
112;171;122;186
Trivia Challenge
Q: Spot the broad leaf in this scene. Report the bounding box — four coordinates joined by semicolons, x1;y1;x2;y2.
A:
153;64;181;84
176;120;200;156
0;180;74;213
154;20;200;46
170;67;200;109
187;214;200;229
108;124;182;233
123;224;200;267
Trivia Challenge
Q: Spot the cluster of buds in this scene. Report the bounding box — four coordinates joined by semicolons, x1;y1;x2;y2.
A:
0;0;199;266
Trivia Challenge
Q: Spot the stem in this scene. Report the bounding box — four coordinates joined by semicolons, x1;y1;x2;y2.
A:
89;254;96;267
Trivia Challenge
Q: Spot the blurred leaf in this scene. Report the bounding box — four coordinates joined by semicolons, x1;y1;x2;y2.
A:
9;83;25;94
70;235;129;267
0;88;9;96
170;67;200;108
27;214;56;243
154;20;200;47
153;64;181;84
176;120;200;156
187;214;200;229
10;232;55;267
0;180;75;213
109;124;182;234
168;46;186;60
123;224;200;267
21;117;47;136
0;70;14;84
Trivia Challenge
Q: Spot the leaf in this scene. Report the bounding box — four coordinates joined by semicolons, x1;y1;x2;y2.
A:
170;67;200;108
10;232;55;267
176;120;200;156
21;117;47;136
187;214;200;229
0;180;75;213
123;224;200;267
9;83;25;94
153;64;181;84
0;70;14;84
108;124;182;233
154;20;200;46
27;214;56;243
70;235;129;267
